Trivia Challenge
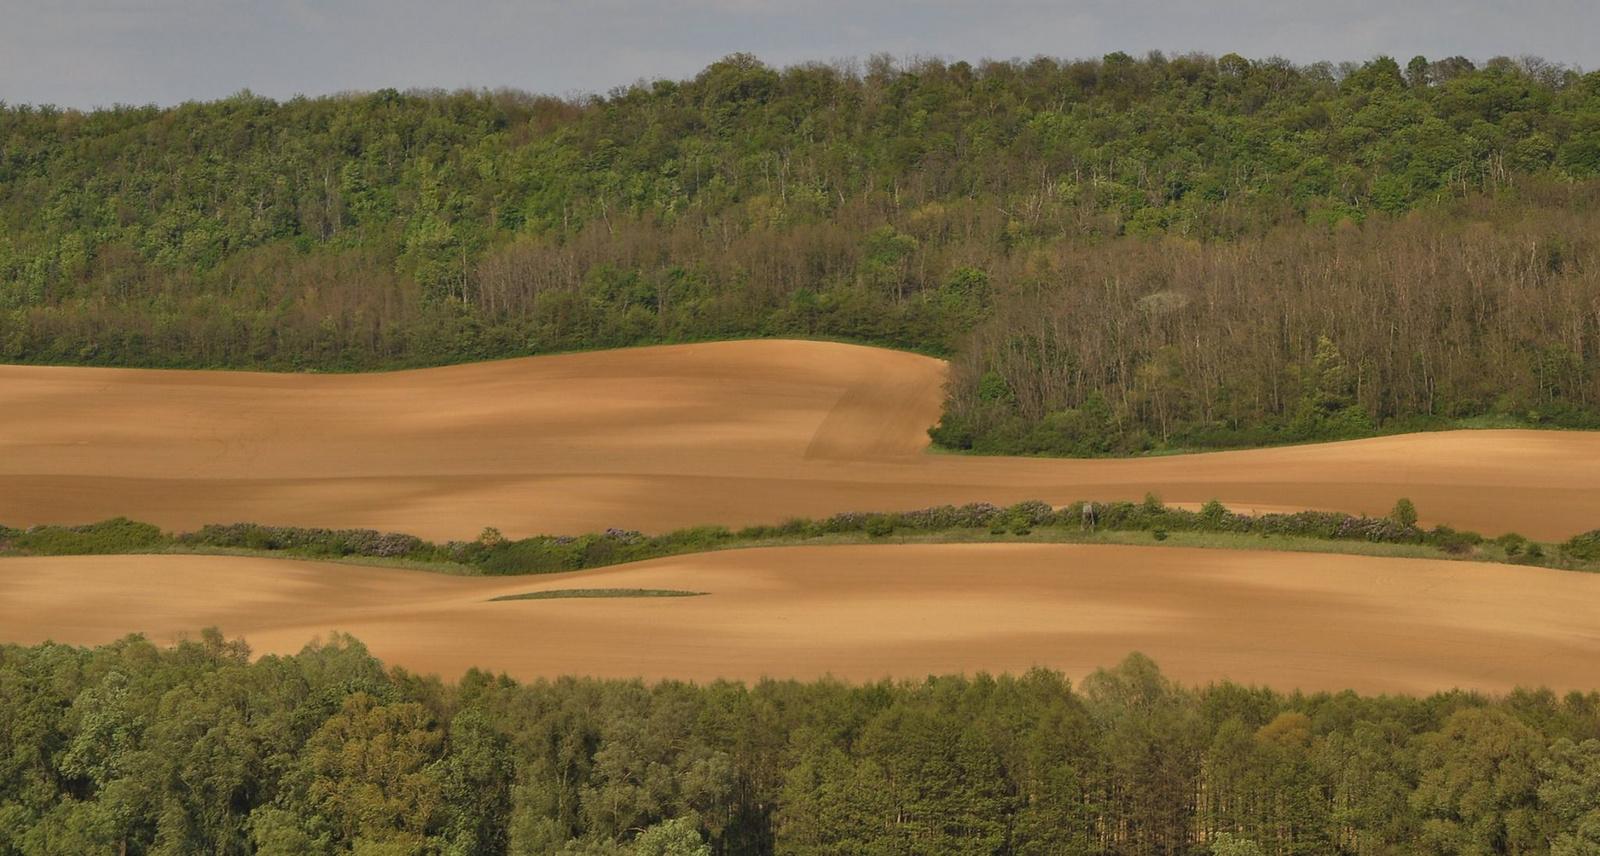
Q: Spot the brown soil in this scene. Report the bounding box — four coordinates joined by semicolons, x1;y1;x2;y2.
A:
3;340;1596;540
3;545;1597;694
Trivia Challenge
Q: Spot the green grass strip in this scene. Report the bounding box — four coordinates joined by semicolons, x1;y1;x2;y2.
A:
489;588;708;602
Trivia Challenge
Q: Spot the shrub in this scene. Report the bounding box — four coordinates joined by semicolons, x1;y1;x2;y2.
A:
864;515;896;538
951;502;1005;528
1255;511;1347;539
774;517;817;537
477;539;572;575
1335;516;1424;543
926;415;975;450
820;511;871;534
447;540;486;564
601;527;645;545
9;518;166;555
1429;525;1482;556
1563;529;1600;562
581;538;619;567
898;505;957;530
1095;501;1148;530
1199;499;1229;527
652;526;734;551
1494;532;1528;557
179;523;425;558
477;527;506;547
1158;508;1203;532
1391;497;1419;527
1007;500;1056;526
735;524;779;540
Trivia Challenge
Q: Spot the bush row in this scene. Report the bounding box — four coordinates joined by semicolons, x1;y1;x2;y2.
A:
0;517;164;554
3;498;1593;573
178;522;427;558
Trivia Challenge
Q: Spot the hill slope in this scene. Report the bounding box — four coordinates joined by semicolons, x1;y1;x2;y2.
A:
4;54;1600;451
5;544;1599;692
4;340;1597;539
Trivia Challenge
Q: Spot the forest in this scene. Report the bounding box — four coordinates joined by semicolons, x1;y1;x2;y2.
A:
0;633;1597;855
3;52;1599;452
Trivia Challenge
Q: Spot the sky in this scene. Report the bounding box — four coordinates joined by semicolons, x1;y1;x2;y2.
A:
1;0;1595;109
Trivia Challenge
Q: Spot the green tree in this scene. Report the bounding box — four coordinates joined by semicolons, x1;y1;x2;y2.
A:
1212;831;1267;855
1410;708;1546;854
297;693;446;852
862;226;920;302
632;818;711;856
1540;739;1600;856
438;706;515;855
1081;654;1202;854
1406;55;1432;88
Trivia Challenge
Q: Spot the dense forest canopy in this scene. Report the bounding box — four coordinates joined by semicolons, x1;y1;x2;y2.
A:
2;633;1599;855
2;51;1599;451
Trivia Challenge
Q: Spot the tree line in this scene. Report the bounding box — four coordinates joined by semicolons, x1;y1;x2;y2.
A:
935;199;1600;453
2;53;1599;451
1;633;1598;855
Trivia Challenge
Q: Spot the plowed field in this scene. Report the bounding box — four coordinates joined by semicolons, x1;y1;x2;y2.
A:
3;340;1596;540
4;545;1597;693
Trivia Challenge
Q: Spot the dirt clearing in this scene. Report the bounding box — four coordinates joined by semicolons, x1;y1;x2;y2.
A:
3;545;1597;694
4;340;1598;540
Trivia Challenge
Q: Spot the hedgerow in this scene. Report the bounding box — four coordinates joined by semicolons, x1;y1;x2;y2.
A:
1;497;1586;574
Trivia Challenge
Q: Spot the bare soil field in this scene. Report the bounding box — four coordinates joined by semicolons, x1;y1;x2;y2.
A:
4;339;1599;540
2;545;1597;694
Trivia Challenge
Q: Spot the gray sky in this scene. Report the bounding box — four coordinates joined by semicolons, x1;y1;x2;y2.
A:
1;0;1595;109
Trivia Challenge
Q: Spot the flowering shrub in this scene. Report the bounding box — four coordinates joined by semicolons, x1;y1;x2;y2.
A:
179;523;425;558
819;511;872;533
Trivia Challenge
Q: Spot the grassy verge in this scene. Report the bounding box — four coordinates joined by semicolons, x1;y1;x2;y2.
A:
715;529;1526;564
8;333;952;374
151;545;479;575
929;412;1600;460
489;589;707;601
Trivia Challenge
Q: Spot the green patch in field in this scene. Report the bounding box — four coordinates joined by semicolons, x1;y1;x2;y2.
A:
489;588;708;602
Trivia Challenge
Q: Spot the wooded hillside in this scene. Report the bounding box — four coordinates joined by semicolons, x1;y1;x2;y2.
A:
3;52;1598;450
